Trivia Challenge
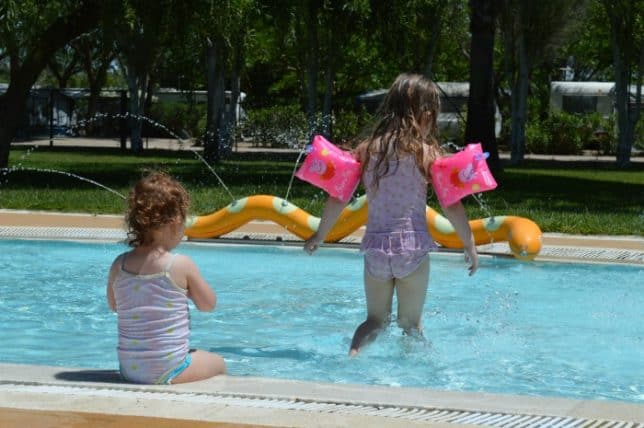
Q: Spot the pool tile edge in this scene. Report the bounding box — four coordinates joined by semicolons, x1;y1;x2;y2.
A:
1;363;642;426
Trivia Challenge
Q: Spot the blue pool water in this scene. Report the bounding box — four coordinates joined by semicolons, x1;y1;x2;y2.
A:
0;239;642;402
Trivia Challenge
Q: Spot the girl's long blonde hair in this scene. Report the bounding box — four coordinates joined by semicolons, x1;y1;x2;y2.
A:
361;73;443;187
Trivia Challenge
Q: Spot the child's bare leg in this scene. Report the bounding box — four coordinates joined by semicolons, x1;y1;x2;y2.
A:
171;350;225;384
395;255;429;335
349;267;395;356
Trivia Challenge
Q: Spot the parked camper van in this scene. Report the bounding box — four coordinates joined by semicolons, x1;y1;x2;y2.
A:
550;81;615;116
550;81;642;117
356;82;501;141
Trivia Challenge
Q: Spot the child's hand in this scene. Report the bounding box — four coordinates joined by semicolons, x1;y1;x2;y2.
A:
304;233;324;255
464;244;479;276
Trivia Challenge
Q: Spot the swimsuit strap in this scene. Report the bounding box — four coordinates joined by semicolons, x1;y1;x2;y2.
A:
164;253;179;273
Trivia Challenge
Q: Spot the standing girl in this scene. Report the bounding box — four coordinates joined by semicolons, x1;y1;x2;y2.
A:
304;73;479;356
107;172;225;384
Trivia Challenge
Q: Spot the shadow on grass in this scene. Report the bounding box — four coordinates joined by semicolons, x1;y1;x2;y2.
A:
491;170;643;214
5;146;301;190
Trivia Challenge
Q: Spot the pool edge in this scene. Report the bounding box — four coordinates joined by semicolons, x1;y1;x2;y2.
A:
1;363;642;427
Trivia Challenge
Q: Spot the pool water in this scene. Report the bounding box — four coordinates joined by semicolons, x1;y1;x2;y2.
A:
0;239;642;403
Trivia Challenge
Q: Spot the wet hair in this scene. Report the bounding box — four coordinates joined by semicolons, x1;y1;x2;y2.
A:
362;73;443;188
125;171;190;247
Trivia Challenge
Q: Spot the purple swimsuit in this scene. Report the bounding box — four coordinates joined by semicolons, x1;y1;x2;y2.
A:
360;155;436;280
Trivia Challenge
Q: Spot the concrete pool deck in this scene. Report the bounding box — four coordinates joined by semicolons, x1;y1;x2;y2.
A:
0;209;643;427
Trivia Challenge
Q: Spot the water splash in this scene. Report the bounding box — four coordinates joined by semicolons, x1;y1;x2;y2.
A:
64;112;240;203
1;166;126;199
440;141;463;152
1;145;39;185
189;149;236;204
282;146;308;204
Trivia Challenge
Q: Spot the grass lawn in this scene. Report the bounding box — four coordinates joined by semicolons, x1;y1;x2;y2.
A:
1;145;643;236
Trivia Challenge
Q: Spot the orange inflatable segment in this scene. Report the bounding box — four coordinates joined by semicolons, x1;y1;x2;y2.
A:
185;195;314;240
324;196;368;242
427;210;543;260
184;195;542;260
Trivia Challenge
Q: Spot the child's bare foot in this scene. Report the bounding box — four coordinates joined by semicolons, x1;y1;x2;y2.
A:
348;348;359;357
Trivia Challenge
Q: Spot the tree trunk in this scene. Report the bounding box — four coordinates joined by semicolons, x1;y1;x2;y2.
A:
465;0;501;174
604;0;641;168
423;0;446;78
78;42;112;133
321;24;335;140
204;38;226;163
86;62;109;134
124;71;146;153
0;1;102;168
608;11;635;167
0;86;28;167
304;1;319;139
510;36;529;164
222;38;243;154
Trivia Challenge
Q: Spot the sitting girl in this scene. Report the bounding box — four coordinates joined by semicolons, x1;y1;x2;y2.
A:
107;171;225;384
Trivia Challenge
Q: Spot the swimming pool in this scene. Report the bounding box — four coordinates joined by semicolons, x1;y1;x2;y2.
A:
0;239;642;403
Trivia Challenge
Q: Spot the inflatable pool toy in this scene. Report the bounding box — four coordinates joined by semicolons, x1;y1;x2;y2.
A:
430;143;497;207
184;195;542;260
295;135;361;202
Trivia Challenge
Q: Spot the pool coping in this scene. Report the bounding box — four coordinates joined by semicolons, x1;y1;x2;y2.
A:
1;210;643;426
1;363;643;427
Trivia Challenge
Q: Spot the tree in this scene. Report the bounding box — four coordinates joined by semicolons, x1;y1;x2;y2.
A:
0;0;103;168
499;0;587;165
309;0;370;138
560;1;612;81
111;0;179;153
603;0;642;167
72;29;117;125
194;0;256;163
465;0;500;173
47;46;83;89
369;0;468;80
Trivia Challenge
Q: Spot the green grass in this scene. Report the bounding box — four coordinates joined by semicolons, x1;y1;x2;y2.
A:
2;146;643;236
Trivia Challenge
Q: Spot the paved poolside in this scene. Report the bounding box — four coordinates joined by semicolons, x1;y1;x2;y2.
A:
0;209;642;427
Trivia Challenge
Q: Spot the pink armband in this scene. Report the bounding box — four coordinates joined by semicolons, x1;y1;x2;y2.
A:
295;135;361;202
430;143;497;207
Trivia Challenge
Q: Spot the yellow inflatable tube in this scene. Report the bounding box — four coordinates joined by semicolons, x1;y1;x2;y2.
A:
185;195;542;260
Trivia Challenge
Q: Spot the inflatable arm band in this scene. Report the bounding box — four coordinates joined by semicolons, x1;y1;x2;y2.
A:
295;135;361;202
430;143;497;207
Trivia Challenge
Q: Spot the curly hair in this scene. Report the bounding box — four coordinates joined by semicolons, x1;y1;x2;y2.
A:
362;73;444;188
125;172;190;247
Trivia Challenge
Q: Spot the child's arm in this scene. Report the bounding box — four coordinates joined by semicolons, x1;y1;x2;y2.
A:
442;201;479;275
303;196;347;254
304;142;364;255
106;258;119;312
181;256;217;311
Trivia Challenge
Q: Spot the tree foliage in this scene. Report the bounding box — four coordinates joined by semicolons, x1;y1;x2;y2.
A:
0;0;104;167
0;0;640;169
